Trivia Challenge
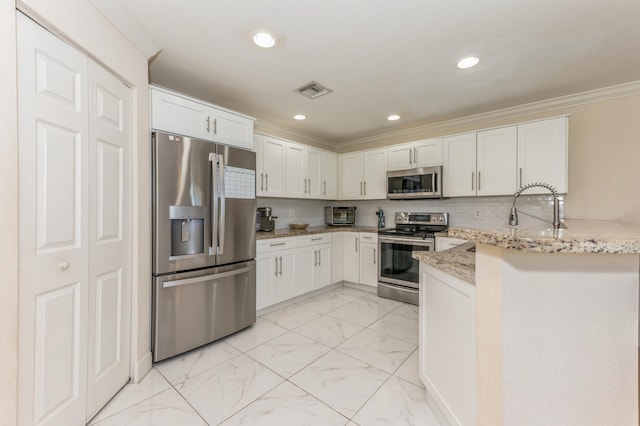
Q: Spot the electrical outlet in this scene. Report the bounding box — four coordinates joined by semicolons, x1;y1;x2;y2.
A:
474;209;482;219
289;208;295;217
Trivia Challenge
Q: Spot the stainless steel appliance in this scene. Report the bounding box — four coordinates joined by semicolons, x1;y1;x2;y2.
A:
378;212;449;304
256;207;277;231
387;166;442;199
325;206;356;226
152;132;257;362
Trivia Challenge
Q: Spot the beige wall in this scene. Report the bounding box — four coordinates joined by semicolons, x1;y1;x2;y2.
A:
339;92;640;223
2;1;152;424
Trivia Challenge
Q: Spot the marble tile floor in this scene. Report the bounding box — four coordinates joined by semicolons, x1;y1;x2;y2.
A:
89;286;440;425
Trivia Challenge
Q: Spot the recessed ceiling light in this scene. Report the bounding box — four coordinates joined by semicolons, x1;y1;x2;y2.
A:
457;56;479;69
293;114;306;120
387;114;400;121
253;31;277;48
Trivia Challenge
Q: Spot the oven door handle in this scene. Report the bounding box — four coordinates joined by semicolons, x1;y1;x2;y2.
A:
379;237;434;245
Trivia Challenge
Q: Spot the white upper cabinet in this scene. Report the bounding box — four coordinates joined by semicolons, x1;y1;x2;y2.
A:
340;148;388;200
476;126;517;196
150;86;255;150
256;133;338;199
443;133;477;197
321;151;338;199
256;134;286;197
388;138;442;171
517;117;568;193
285;142;306;197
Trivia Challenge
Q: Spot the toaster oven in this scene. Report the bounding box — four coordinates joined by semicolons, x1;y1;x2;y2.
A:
324;206;356;226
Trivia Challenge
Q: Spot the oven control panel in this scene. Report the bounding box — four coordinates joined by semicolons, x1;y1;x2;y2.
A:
394;212;448;226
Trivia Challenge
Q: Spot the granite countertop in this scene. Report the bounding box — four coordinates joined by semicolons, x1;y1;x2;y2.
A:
256;225;380;240
447;219;640;254
413;242;476;284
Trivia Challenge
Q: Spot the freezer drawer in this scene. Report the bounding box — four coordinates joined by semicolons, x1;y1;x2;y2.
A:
152;260;256;362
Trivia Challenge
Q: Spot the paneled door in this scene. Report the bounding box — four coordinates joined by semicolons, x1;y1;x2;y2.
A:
17;13;132;425
18;13;90;425
86;60;132;419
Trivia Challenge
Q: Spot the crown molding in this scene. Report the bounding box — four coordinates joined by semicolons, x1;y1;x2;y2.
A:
339;81;640;151
254;120;336;152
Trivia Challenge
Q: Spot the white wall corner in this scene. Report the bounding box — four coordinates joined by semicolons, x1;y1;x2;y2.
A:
89;0;160;59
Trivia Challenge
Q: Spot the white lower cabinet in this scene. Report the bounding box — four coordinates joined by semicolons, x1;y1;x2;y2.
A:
343;232;378;287
343;232;361;283
420;263;477;426
256;234;332;310
359;233;378;287
256;238;297;310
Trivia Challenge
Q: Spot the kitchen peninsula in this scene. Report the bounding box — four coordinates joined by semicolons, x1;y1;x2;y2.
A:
415;220;640;426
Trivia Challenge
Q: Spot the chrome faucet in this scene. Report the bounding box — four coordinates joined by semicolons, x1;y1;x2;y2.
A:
508;182;561;229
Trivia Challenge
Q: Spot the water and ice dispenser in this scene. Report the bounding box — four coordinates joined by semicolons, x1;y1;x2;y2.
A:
169;205;206;259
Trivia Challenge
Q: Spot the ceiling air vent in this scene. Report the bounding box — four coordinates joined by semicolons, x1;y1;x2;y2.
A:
294;81;333;99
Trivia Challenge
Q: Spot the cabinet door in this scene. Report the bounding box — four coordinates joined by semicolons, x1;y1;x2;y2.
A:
151;88;210;140
307;147;323;198
256;255;278;310
294;246;316;295
476;126;517;196
331;232;345;283
340;153;364;199
314;245;332;290
343;233;360;283
414;138;443;168
321;152;338;199
517;117;568;193
359;242;378;287
443;133;477;197
285;142;306;197
261;136;286;197
278;252;296;301
388;143;414;171
210;108;254;150
363;148;388;199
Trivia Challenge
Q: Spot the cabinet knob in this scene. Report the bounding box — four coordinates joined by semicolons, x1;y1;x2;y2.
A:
58;260;70;271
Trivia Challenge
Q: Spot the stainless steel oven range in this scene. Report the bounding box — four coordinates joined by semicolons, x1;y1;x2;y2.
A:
378;212;449;305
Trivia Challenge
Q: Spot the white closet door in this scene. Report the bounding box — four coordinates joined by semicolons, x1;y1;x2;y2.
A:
86;60;132;420
17;13;89;425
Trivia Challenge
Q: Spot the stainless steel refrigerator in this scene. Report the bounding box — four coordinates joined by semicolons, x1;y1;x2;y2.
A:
152;131;256;362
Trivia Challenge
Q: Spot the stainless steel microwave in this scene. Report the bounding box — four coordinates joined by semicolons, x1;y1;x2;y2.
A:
387;166;442;199
324;206;356;226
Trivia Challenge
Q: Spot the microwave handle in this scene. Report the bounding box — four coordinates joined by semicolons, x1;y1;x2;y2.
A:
432;170;437;193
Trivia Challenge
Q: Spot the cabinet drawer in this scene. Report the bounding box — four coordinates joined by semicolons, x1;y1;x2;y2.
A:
359;232;378;243
298;233;331;247
257;237;298;254
435;237;468;251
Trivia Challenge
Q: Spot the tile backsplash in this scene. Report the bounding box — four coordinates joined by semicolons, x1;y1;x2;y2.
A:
257;195;564;230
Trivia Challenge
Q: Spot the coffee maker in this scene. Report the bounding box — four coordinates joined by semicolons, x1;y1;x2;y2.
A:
256;207;277;231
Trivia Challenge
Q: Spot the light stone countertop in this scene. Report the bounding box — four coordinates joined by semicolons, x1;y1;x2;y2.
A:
413;242;476;284
447;219;640;254
256;225;380;240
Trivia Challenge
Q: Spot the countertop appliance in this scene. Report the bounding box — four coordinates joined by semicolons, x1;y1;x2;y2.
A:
378;212;449;304
256;206;277;231
387;166;442;199
152;131;257;362
325;206;356;226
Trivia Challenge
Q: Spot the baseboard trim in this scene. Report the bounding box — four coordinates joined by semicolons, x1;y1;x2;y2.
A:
132;351;153;384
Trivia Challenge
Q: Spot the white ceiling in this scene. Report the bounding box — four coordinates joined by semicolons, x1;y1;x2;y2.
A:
101;0;640;144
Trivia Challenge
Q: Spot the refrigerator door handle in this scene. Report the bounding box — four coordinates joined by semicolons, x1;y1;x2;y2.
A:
218;153;226;255
209;153;218;255
162;265;254;288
